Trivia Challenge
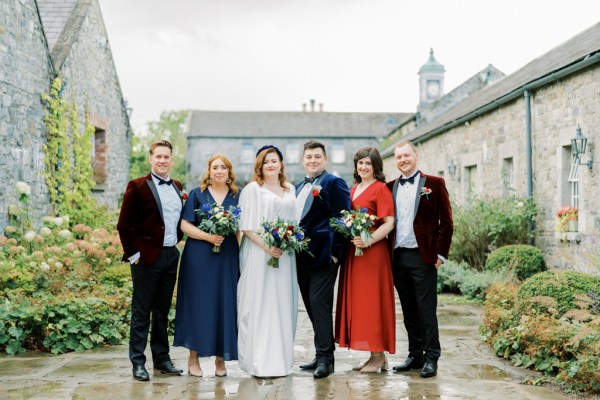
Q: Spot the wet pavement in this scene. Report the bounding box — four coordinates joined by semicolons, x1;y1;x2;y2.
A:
0;296;579;400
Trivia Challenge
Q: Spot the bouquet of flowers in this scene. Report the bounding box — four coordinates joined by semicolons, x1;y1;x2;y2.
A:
555;206;578;232
196;203;241;252
259;218;311;268
329;206;377;256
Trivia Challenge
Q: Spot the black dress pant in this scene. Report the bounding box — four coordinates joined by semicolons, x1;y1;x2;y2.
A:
129;246;179;366
392;248;441;361
297;261;339;364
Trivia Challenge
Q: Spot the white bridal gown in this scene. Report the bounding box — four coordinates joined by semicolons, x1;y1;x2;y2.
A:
237;181;299;377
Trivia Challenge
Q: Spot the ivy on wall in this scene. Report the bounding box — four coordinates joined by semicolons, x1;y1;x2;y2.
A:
41;76;107;226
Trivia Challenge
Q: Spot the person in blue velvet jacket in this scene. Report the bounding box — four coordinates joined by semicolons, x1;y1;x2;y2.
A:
295;140;351;379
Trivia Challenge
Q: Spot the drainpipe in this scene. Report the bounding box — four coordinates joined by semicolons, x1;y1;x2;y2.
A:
524;90;535;245
524;90;533;198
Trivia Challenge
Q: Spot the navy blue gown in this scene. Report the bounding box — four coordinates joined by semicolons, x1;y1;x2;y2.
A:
173;187;239;360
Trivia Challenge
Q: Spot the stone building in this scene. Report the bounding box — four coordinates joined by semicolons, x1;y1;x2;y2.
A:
0;0;131;229
382;24;600;274
186;105;409;187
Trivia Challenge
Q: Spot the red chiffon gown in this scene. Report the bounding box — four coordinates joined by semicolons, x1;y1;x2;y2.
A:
335;180;396;353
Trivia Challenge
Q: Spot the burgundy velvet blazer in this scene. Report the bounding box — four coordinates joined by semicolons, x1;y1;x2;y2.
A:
117;174;184;266
386;172;453;264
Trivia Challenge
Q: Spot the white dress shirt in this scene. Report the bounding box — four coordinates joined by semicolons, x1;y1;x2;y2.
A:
394;172;419;249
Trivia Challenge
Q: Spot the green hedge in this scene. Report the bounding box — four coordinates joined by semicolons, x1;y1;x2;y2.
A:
485;245;546;281
517;270;600;316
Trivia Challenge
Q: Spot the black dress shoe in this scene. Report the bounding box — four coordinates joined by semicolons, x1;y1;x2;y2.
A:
132;365;150;381
393;355;424;372
420;360;438;378
299;358;318;370
313;362;334;379
154;360;183;375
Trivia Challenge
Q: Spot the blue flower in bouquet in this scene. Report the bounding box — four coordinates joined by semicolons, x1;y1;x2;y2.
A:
195;203;241;253
328;206;377;256
259;218;311;268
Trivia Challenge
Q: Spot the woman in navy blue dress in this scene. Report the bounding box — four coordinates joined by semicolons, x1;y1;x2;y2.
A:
174;153;240;377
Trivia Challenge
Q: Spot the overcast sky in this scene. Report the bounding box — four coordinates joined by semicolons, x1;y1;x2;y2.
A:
97;0;600;132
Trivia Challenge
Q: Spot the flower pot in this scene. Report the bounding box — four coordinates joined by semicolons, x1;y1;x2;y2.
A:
567;220;578;232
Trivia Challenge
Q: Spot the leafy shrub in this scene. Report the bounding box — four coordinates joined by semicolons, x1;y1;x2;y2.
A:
485;245;546;281
100;263;132;288
0;217;132;355
438;260;508;301
450;196;537;270
459;269;508;301
437;260;467;294
482;280;600;394
518;270;600;316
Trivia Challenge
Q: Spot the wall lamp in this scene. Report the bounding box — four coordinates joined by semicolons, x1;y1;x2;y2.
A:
571;125;593;171
448;159;458;181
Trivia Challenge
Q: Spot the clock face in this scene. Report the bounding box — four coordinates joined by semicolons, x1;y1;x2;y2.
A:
426;80;440;97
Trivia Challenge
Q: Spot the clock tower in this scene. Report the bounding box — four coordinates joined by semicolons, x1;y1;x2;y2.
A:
418;48;445;105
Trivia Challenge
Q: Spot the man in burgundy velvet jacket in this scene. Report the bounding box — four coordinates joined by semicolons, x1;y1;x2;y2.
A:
117;140;185;381
386;141;453;378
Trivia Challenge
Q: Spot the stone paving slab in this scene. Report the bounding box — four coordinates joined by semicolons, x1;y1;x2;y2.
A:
0;298;587;400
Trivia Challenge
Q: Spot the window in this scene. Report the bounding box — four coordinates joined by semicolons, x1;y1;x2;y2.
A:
286;143;300;164
240;143;254;164
93;128;107;185
566;145;579;209
501;157;514;197
331;143;345;164
464;165;477;197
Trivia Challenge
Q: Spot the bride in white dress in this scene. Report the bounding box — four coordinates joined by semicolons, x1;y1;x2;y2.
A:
237;145;298;377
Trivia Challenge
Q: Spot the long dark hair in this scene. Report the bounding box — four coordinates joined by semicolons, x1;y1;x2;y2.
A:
353;147;385;183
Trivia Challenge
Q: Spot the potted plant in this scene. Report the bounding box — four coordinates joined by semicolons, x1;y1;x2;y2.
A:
555;206;578;232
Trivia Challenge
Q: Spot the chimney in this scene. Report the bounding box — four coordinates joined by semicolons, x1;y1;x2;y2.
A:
310;99;315;112
319;103;323;112
302;103;307;112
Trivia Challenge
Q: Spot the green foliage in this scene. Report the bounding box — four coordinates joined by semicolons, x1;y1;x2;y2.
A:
129;110;188;183
481;280;600;394
518;270;600;316
41;77;71;212
0;216;132;355
438;259;509;301
450;196;537;270
41;77;113;228
0;292;130;355
100;263;131;288
485;245;547;281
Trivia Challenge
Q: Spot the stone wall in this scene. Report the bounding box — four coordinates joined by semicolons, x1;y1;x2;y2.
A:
0;0;53;228
384;65;600;274
57;0;131;208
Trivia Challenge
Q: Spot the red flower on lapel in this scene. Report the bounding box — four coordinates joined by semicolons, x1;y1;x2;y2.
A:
420;187;432;200
312;185;322;198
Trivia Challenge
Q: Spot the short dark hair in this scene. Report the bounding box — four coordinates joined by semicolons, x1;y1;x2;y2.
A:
303;140;326;156
353;147;385;183
149;139;173;155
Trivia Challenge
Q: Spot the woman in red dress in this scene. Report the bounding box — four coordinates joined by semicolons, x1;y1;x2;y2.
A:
335;147;396;372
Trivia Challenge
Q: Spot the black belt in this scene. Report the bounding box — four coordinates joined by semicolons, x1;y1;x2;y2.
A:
163;245;176;249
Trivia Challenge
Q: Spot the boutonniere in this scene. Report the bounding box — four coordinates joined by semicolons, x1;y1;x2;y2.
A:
312;185;322;198
420;187;432;199
180;189;188;200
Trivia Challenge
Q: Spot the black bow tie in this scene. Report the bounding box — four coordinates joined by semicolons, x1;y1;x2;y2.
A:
153;174;172;185
304;176;316;184
399;175;416;186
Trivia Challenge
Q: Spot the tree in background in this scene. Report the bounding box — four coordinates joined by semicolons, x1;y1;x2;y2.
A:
129;110;188;184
